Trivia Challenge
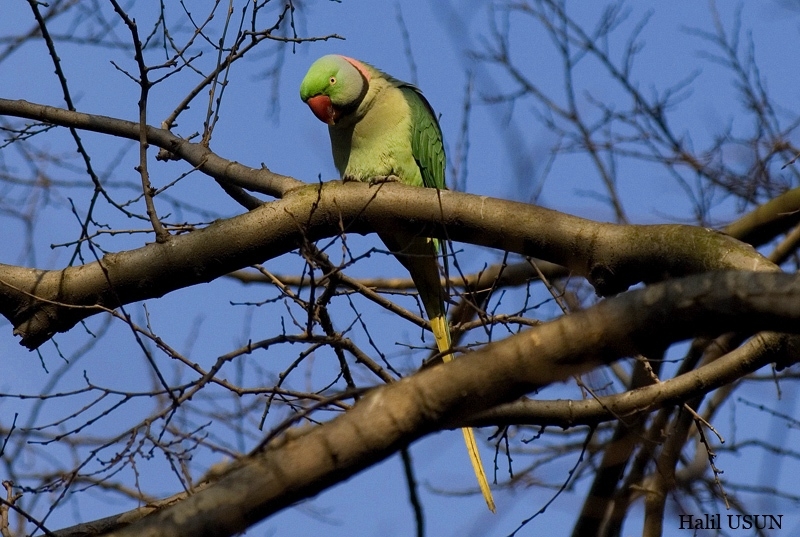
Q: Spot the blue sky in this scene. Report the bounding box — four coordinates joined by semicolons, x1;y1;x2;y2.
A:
2;1;800;536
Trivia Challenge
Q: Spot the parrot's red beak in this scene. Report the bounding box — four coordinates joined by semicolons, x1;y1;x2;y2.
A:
306;95;339;125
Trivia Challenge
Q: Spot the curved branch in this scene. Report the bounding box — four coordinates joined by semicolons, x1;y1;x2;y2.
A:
724;187;800;247
0;98;777;349
0;98;302;197
0;178;774;349
51;330;791;537
94;270;800;537
470;331;786;428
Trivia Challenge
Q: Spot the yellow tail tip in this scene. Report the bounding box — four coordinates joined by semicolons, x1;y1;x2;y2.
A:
430;314;495;511
462;426;496;513
429;315;453;361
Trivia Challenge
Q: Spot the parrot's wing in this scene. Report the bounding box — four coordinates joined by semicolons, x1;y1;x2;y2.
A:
401;85;446;191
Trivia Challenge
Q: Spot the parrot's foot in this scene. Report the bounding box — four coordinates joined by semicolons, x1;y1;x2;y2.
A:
368;174;401;186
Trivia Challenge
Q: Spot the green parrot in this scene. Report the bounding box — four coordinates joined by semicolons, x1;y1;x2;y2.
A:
300;54;495;512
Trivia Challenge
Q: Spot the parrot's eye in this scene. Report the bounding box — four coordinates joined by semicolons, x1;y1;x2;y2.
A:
329;76;336;85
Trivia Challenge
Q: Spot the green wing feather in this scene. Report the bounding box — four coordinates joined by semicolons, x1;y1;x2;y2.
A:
400;85;446;190
392;84;450;335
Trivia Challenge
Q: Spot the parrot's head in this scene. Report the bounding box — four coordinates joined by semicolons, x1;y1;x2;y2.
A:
300;55;371;126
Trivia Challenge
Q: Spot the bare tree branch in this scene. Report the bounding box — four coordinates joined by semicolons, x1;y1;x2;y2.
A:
94;270;800;537
0;160;773;349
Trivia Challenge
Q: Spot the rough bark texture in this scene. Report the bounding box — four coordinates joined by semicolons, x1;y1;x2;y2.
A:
92;271;800;537
0;178;773;349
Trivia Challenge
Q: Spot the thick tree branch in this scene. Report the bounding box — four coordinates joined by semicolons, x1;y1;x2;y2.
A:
50;331;790;537
0;178;774;349
88;270;800;537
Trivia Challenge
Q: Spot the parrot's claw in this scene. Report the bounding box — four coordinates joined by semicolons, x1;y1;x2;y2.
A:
369;175;401;186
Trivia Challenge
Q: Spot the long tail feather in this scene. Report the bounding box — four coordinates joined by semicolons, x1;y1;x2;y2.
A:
430;315;496;513
380;230;496;513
